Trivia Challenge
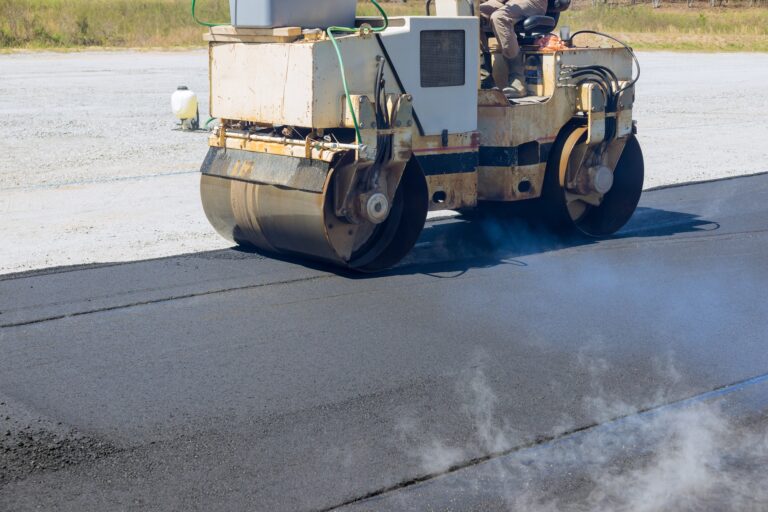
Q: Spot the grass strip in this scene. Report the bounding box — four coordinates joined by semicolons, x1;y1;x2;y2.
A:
1;0;767;51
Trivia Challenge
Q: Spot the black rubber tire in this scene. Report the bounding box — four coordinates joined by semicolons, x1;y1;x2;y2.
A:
540;127;644;237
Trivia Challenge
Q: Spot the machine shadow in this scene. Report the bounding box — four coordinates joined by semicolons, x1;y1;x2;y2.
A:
380;206;720;277
234;206;719;278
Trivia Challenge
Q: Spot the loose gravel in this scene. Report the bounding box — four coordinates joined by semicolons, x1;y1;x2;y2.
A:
0;51;766;274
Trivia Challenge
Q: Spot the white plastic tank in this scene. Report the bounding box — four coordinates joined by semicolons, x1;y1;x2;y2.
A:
171;86;198;120
229;0;357;28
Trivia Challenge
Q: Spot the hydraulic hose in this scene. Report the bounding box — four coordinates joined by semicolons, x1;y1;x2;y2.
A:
589;65;620;92
587;66;620;110
569;68;616;110
568;30;641;92
327;0;389;144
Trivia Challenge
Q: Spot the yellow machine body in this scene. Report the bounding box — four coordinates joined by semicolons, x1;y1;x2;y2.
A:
199;14;644;271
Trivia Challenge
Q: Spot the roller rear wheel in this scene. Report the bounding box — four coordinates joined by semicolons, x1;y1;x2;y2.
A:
542;126;644;237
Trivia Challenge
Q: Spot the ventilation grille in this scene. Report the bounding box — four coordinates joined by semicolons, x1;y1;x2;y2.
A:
420;30;465;88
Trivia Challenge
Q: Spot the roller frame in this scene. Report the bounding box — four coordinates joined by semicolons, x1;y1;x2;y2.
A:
199;22;644;271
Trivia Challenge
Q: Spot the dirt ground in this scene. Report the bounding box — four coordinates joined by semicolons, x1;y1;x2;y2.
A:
1;50;767;274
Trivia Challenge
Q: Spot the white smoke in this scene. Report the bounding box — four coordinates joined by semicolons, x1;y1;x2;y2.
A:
396;353;520;476
388;212;768;511
397;360;768;512
513;402;768;512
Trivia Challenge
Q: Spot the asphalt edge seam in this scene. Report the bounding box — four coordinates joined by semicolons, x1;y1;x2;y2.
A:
0;274;331;329
317;371;768;512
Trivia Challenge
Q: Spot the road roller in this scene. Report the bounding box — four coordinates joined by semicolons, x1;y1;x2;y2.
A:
199;0;644;272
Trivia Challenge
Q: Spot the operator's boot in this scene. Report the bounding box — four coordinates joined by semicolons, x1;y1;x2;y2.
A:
503;54;528;100
480;52;496;89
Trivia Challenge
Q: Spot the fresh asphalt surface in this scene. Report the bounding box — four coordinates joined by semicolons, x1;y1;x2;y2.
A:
1;173;768;510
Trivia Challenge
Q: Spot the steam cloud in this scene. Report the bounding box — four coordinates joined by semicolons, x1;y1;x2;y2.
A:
396;356;768;512
389;200;768;511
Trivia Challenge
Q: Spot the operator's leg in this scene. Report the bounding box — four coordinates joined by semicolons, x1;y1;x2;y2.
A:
478;0;505;89
490;0;547;98
478;0;505;18
487;35;508;89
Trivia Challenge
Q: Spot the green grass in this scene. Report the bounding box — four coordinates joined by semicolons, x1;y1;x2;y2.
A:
564;5;768;35
561;4;768;51
357;1;420;16
1;0;767;50
0;0;228;48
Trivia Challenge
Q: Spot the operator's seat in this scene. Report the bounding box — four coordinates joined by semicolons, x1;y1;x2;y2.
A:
514;0;571;38
515;15;556;38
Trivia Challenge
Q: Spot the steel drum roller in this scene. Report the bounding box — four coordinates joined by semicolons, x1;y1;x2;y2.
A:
200;154;428;272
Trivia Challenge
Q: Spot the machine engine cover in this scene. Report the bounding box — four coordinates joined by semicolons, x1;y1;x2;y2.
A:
209;16;478;136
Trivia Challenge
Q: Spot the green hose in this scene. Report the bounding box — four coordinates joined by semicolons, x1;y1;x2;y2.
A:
192;0;390;143
327;0;389;143
191;0;226;27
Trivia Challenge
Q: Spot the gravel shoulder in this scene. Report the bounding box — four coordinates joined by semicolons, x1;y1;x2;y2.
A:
1;51;767;274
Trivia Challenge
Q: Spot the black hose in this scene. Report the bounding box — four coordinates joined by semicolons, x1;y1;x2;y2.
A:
590;67;620;110
589;65;620;92
374;56;387;129
373;33;425;136
571;66;619;110
568;30;641;93
370;56;393;188
570;70;611;92
575;77;617;140
569;70;612;101
576;76;610;105
570;73;616;139
564;33;637;140
575;66;617;93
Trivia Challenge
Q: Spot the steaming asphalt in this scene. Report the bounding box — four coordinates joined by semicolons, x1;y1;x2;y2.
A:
2;173;768;510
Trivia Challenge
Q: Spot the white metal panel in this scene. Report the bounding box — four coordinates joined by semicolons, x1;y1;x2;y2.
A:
210;16;479;135
211;37;396;128
559;48;634;81
379;16;478;136
311;36;390;128
210;42;315;125
435;0;474;16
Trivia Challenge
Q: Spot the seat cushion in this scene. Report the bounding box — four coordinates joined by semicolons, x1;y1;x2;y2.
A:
515;15;556;34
